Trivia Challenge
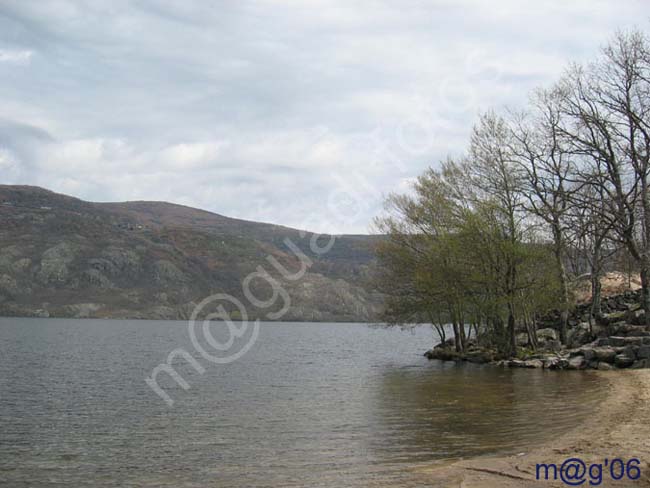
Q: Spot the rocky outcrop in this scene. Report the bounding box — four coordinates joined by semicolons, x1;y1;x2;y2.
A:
426;290;650;371
36;242;77;284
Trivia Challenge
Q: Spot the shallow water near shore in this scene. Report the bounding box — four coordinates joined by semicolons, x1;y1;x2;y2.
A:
0;318;606;487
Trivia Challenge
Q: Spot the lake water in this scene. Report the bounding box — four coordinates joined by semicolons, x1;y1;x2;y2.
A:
0;318;606;487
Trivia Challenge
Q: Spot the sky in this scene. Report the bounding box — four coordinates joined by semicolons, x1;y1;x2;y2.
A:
0;0;648;234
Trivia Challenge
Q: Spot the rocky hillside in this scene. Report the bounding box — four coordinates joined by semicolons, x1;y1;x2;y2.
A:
0;185;383;321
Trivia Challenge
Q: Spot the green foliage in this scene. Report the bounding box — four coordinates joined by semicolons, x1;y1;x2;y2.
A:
375;118;562;355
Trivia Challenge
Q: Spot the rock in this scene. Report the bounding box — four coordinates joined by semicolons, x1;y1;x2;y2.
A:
508;359;526;368
548;358;570;370
637;345;650;359
615;324;650;337
609;320;628;332
506;359;544;368
591;324;606;336
597;362;614;371
80;269;114;289
465;350;494;364
601;310;627;324
593;347;617;363
609;336;644;347
537;328;558;342
11;257;32;274
632;359;650;369
516;332;530;346
614;323;642;335
595;337;611;347
523;359;543;369
37;242;76;284
424;348;460;361
567;323;591;348
568;356;586;370
622;345;638;359
0;274;20;295
63;303;102;318
614;354;635;368
628;308;646;325
579;347;596;362
609;336;625;347
154;260;188;285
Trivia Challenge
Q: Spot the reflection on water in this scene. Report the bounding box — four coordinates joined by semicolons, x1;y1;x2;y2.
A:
372;363;603;464
0;319;605;487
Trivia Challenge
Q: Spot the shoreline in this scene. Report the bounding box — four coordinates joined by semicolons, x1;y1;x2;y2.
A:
409;370;650;487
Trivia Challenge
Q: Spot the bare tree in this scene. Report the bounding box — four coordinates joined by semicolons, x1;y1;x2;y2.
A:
555;30;650;325
509;90;578;344
566;179;617;328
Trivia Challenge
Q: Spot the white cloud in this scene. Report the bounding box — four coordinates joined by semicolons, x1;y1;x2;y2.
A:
159;141;228;169
0;49;33;65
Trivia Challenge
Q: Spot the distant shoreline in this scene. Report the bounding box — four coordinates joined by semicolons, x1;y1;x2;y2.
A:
0;315;385;324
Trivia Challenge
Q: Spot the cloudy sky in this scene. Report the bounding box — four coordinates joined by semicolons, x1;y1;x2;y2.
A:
0;0;647;233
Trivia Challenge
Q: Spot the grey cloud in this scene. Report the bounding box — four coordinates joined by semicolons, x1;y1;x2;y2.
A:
0;0;648;232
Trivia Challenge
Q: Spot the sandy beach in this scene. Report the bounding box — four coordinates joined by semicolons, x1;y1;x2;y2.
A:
411;370;650;487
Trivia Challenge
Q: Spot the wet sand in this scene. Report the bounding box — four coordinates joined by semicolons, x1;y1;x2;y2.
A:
410;370;650;487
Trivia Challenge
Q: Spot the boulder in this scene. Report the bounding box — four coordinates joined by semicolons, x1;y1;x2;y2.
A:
632;359;650;369
567;323;591;348
628;308;646;325
637;345;650;359
424;348;460;361
508;359;526;368
610;336;644;347
36;242;77;284
579;347;596;362
542;356;557;369
537;328;558;342
548;358;570;370
617;325;650;337
568;356;586;370
593;347;617;363
597;362;614;371
601;310;627;324
622;345;639;359
614;354;635;368
465;350;494;364
614;323;644;335
595;337;611;347
523;359;543;369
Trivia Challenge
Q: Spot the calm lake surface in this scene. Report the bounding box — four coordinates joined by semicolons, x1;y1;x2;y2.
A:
0;318;605;487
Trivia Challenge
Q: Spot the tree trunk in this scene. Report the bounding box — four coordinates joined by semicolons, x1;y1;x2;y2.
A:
428;311;446;345
590;250;602;331
459;316;467;351
552;224;569;345
523;308;537;350
507;304;516;356
452;321;461;353
640;257;650;328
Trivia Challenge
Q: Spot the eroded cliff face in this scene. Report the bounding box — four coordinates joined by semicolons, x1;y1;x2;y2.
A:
0;185;382;322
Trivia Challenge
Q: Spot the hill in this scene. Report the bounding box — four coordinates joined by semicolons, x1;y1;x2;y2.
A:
0;185;382;321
